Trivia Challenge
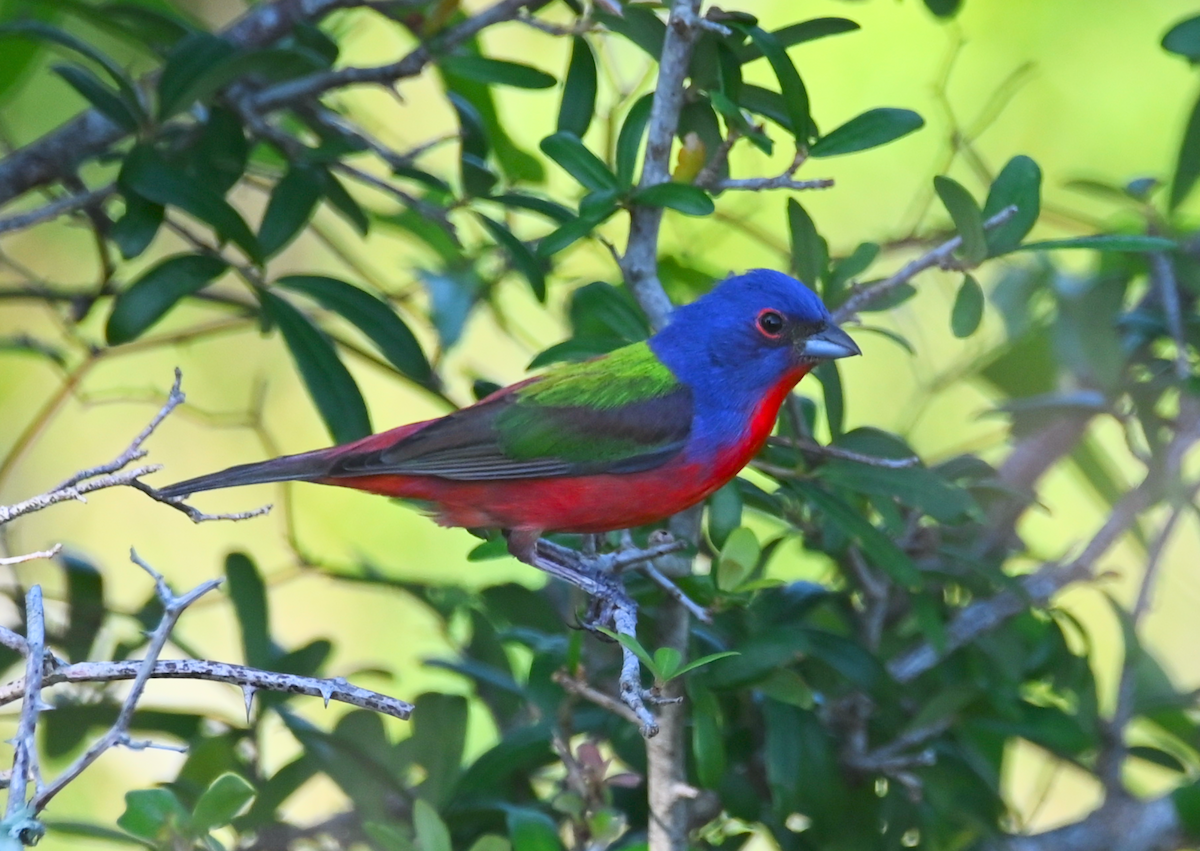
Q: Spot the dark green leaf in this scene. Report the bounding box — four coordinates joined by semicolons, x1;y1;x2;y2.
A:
1174;779;1200;839
258;165;322;258
924;0;963;17
316;168;370;235
707;481;742;550
540;131;619;192
449;92;495;197
61;554;104;663
690;685;725;788
814;358;842;437
44;820;151;848
787;197;827;286
52;63;140;131
734;25;811;141
569;280;649;341
191;773;254;834
1017;235;1176;253
557;36;596;138
934;175;987;264
983;155;1042;254
507;808;565;851
1163;15;1200;62
615;93;654;187
106;253;228;345
277;275;431;384
377;209;461;263
1172;89;1200;209
192;106;248;194
596;5;665;58
717;527;760;592
0;20;139;106
536;206;619;257
160;39;325;119
528;336;624;368
488;192;573;223
952;274;984;338
225;552;274;670
411;693;468;807
263;291;372;444
119;145;260;261
792;481;922;587
631;182;714;215
736;18;859;62
117;789;189;841
442;54;555;89
810;107;924;157
110;194;163;260
476;214;547;301
738;84;793;132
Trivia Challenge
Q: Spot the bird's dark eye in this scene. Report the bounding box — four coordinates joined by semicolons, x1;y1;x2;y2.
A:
756;309;785;337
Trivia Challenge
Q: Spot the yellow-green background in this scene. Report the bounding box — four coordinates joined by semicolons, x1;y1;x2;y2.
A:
1;0;1198;845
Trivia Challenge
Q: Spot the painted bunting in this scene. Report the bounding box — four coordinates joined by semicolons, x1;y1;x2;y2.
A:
159;269;859;563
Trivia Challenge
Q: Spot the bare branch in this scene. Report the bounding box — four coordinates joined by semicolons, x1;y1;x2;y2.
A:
0;545;61;567
833;205;1019;323
711;176;835;193
30;550;221;812
553;670;643;726
0;186;115;236
6;587;47;823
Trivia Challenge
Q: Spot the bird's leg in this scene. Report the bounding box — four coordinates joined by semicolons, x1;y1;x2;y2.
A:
504;530;659;736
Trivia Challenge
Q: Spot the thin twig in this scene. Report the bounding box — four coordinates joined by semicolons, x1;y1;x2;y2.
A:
833;205;1019;323
0;545;61;566
553;670;643;726
0;185;114;236
30;551;221;812
5;587;46;820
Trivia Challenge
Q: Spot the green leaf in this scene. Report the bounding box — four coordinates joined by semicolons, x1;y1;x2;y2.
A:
506;809;565;851
983;155;1042;254
814;359;843;437
735;18;859;62
258;164;322;258
717;526;760;592
558;37;596;139
52;63;140;131
1163;15;1200;62
191;773;255;834
1174;779;1200;839
673;651;740;679
810;107;924;157
1172;89;1200;209
951;274;984;338
707;481;742;550
792;481;922;588
596;5;665;58
224;552;274;670
536;206;619;257
450;92;497;197
277;275;431;384
934;175;987;264
597;628;658;679
787;197;827;286
117;789;189;841
631;182;714;215
476;214;547;301
615;93;654;187
263;291;372;444
110;195;163;261
0;20;140;107
924;0;963;17
316;168;370;235
488;192;573;224
61;554;104;664
106;253;228;345
1017;235;1176;253
735;24;811;142
413;800;452;851
540;131;619;192
653;646;682;681
411;693;468;807
441;54;555;89
119;145;260;262
690;685;725;788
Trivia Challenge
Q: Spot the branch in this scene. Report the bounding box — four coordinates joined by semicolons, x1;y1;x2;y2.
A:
998;794;1183;851
0;0;376;207
767;436;921;469
0;546;61;567
0;659;413;720
0;369;271;527
1148;251;1190;381
711;176;834;192
5;588;46;831
0;186;114;236
833;205;1019;323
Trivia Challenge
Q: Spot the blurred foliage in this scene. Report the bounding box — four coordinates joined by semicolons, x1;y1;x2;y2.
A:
0;0;1199;850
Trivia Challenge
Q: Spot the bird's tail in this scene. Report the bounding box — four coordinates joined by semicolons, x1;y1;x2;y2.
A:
157;449;338;499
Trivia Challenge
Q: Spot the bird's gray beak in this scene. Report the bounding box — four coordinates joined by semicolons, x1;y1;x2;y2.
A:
798;323;861;360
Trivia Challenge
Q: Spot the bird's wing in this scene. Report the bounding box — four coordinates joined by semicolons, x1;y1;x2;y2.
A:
329;342;694;481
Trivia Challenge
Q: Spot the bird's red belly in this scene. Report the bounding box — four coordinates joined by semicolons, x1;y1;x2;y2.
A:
331;461;731;533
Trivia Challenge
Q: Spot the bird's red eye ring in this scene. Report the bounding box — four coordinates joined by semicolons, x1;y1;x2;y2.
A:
756;309;785;338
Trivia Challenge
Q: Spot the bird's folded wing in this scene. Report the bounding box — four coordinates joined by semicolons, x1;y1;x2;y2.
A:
329;344;694;481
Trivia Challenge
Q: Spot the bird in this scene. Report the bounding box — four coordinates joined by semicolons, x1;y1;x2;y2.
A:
159;269;859;565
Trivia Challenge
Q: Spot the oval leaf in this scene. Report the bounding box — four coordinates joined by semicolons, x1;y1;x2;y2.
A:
983;155;1042;255
951;274;984;338
263;291;371;444
476;214;547;301
1017;235;1176;253
632;182;714;216
557;36;597;138
106;253;228;345
1163;15;1200;62
615;93;654;187
191;773;255;834
258;164;322;258
809;107;924;157
276;275;432;384
540;131;619;192
735;24;811;142
442;54;556;89
787;197;827;286
934;175;987;264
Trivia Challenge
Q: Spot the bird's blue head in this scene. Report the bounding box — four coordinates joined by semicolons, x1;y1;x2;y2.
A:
649;269;860;410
